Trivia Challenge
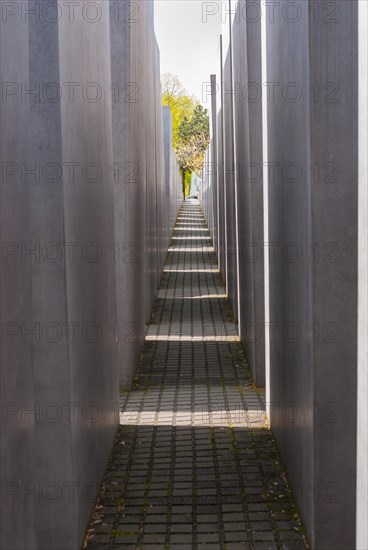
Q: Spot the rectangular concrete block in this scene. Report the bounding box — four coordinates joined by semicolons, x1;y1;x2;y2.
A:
1;1;120;548
0;5;34;549
216;35;227;284
58;5;119;547
110;1;181;387
202;5;265;385
357;3;368;548
232;0;265;385
265;2;359;547
222;43;239;319
110;0;145;387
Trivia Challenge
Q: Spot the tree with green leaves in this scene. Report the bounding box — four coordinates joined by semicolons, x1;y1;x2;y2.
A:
176;104;210;196
161;73;196;150
161;74;210;197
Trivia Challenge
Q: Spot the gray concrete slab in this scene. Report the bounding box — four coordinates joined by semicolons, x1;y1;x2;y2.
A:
47;3;118;548
357;3;368;548
0;4;35;549
265;2;359;547
110;0;141;388
217;35;228;286
1;2;119;549
110;1;181;388
232;0;265;386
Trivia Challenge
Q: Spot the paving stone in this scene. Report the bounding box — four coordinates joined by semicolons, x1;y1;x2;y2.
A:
251;521;273;531
144;524;167;533
83;203;308;550
279;530;305;542
170;533;193;543
116;524;140;531
225;532;249;542
226;544;250;550
197;524;219;533
253;531;276;542
196;514;219;523
114;534;138;544
197;532;220;543
170;524;193;533
224;522;247;532
141;533;166;544
280;542;308;550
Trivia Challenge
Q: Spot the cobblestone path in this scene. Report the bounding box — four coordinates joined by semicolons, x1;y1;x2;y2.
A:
84;202;309;550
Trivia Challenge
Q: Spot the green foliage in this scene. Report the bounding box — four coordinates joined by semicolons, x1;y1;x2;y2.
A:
177;104;210;143
161;73;196;150
161;74;210;197
184;171;192;198
176;104;210;175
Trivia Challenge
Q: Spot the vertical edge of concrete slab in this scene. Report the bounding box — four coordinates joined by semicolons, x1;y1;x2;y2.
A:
265;1;359;547
58;2;119;547
310;3;358;547
28;6;75;546
246;0;265;387
232;0;265;387
0;3;35;548
357;1;368;548
109;0;145;388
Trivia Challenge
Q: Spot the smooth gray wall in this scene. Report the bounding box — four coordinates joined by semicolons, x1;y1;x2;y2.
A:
1;3;119;549
232;0;265;385
110;1;181;387
202;5;265;385
266;2;358;548
110;0;141;388
218;36;227;284
0;5;35;549
222;46;239;320
59;5;119;547
357;2;368;548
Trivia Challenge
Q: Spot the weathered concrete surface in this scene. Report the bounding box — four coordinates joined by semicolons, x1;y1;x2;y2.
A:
202;4;265;385
27;5;81;548
222;43;239;321
110;0;141;388
58;4;119;548
357;3;368;548
265;2;359;548
202;76;217;252
110;1;181;387
1;3;119;549
0;5;34;549
232;0;265;386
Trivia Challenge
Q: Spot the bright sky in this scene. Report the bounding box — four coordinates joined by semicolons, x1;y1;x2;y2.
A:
154;0;222;106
